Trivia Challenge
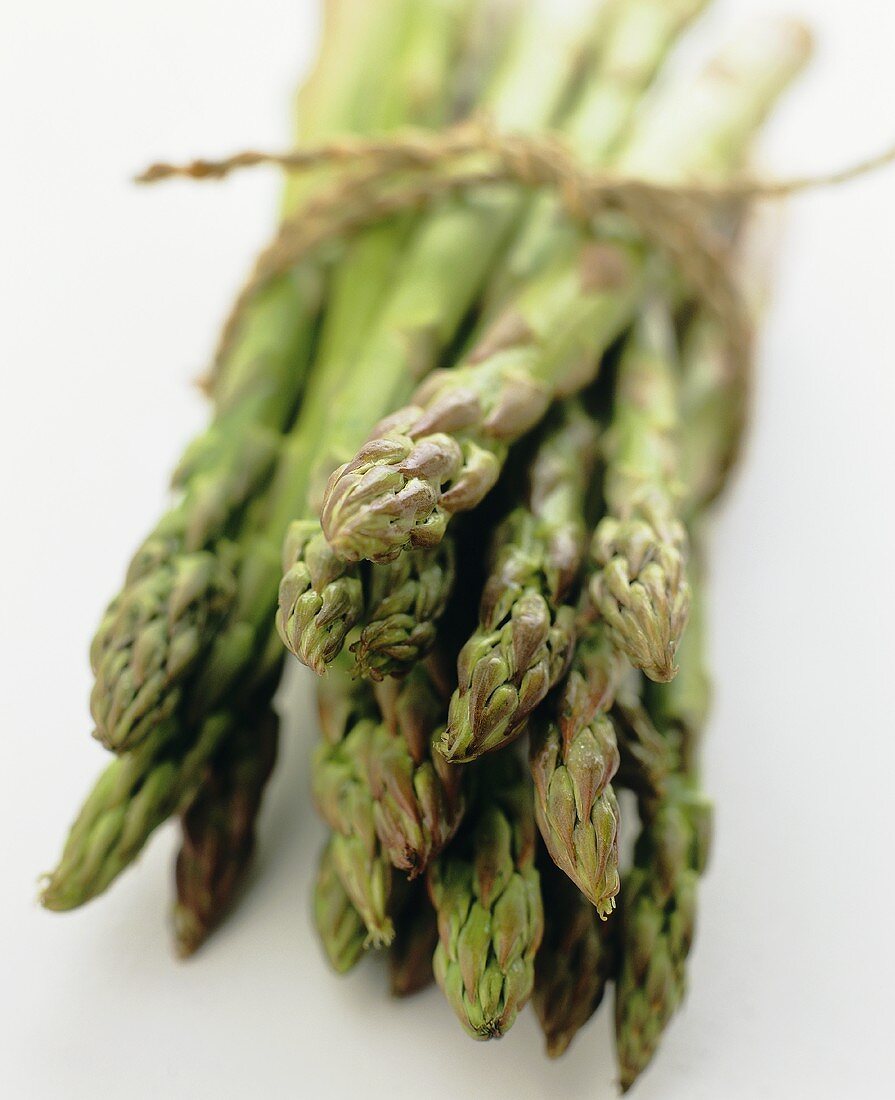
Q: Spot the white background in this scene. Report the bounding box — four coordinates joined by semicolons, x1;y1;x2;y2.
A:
2;1;894;1097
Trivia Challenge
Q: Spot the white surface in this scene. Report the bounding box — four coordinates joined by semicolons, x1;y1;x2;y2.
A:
2;2;894;1097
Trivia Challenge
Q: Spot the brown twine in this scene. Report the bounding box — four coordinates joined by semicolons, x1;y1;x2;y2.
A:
136;122;895;383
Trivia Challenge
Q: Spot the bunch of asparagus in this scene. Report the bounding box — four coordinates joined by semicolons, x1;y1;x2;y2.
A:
43;0;811;1090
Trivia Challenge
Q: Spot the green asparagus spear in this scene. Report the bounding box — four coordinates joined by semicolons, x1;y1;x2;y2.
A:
314;839;369;975
320;20;812;565
305;0;481;390
172;703;278;956
614;556;712;1090
491;0;710;303
313;666;397;947
529;622;624;915
43;649;283;912
677;310;750;516
98;0;476;757
440;403;598;762
614;779;711;1091
646;545;712;776
44;0;472;908
314;650;461;961
274;0;488;678
428;753;543;1040
90;545;240;754
590;299;690;682
612;670;678;802
279;0;489;525
86;0;424;755
607;293;718;1090
534;848;618;1058
312;709;395;946
42;713;232;911
314;662;463;887
280;1;613;671
287;0;693;679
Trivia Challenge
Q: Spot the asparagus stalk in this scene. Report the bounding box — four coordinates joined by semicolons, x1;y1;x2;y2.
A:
104;0;476;755
428;753;544;1040
314;839;369;975
43;537;288;912
276;0;489;677
389;880;440;997
589;299;690;682
306;0;480;375
318;814;394;949
42;703;242;911
315;663;463;872
614;556;712;1090
287;0;700;676
593;107;771;692
275;2;507;682
320;20;812;565
90;545;240;753
312;660;464;940
440;403;598;762
491;0;710;303
43;0;471;908
675;205;777;514
280;0;485;511
312;703;395;946
677;304;758;517
172;703;278;956
445;0;526;121
280;1;615;667
43;624;287;913
645;545;712;776
86;0;420;755
614;778;711;1092
242;0;482;657
529;622;625;914
612;670;678;802
533;847;617;1058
